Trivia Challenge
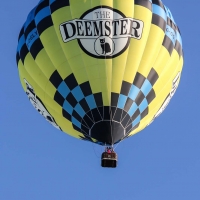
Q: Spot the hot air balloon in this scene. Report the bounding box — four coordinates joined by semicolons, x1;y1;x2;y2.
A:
17;0;184;168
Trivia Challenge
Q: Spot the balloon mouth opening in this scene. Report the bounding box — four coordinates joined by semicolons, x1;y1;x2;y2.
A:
90;121;125;145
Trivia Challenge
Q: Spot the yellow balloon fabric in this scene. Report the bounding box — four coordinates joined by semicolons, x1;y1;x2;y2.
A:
17;0;184;145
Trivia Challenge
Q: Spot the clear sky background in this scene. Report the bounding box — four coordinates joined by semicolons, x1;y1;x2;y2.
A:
0;0;199;199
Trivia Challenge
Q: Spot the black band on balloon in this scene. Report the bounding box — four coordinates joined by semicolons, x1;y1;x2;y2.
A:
174;40;182;58
49;70;63;88
79;135;94;143
167;17;176;32
141;107;149;119
79;98;90;113
66;93;78;107
16;52;20;65
35;0;49;16
124;98;134;112
72;110;82;122
73;124;83;134
131;109;140;121
91;109;102;122
146;89;156;104
30;38;44;59
81;125;90;135
18;26;24;41
94;93;103;107
82;114;93;127
120;81;132;96
54;91;65;107
133;73;146;89
37;16;53;35
152;14;166;32
135;91;145;106
111;93;119;107
50;0;70;14
162;35;174;55
147;68;159;86
152;0;165;10
62;109;71;121
20;44;29;64
135;0;152;11
24;21;36;39
176;26;182;36
79;82;92;96
64;74;78;91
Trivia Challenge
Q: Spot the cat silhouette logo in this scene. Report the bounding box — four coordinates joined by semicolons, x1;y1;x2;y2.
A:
60;6;144;59
95;37;114;56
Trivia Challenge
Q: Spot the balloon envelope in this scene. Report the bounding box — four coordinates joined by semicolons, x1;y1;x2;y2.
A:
17;0;184;145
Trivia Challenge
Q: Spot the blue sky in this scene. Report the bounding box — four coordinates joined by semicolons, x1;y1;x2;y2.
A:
0;0;200;199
